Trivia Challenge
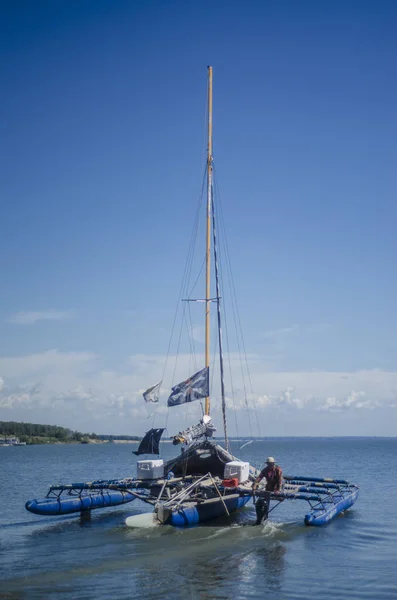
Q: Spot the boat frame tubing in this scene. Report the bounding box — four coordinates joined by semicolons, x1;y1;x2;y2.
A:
250;479;359;526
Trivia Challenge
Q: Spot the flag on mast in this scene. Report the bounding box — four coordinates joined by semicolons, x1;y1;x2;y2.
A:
167;367;209;407
143;382;161;403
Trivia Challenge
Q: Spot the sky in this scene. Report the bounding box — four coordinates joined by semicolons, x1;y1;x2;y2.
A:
0;0;396;437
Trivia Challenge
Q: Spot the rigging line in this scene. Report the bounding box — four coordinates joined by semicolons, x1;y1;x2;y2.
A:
222;313;240;441
213;167;261;438
210;317;219;391
164;79;210;431
228;284;262;436
222;232;254;440
217;234;240;443
162;166;207;430
211;194;228;450
215;215;239;433
186;301;198;371
165;296;189;432
213;173;252;438
168;166;207;432
169;224;204;431
211;168;240;443
187;255;206;298
184;299;209;432
186;169;208;299
164;269;196;432
153;258;193;431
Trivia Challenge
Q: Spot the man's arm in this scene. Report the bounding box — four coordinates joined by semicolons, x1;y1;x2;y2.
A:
252;468;266;490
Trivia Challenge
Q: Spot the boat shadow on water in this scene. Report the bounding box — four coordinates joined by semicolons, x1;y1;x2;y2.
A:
23;507;137;538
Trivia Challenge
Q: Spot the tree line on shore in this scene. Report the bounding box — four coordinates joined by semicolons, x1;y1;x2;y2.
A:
0;421;140;444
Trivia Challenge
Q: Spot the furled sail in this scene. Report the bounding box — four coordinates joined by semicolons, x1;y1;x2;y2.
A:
167;367;209;407
172;415;216;445
133;428;165;455
143;382;161;403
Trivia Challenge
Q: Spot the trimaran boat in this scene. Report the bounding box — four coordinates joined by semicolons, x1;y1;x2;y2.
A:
26;67;359;527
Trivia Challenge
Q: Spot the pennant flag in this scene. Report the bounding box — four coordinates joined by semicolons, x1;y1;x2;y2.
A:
133;428;165;455
143;382;161;403
167;367;209;407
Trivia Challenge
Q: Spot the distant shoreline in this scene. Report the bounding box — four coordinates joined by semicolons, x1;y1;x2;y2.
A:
1;416;396;448
1;435;395;448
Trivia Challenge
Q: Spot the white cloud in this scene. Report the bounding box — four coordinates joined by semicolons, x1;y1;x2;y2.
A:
0;349;396;435
0;381;43;410
7;310;74;325
256;394;272;408
321;390;377;411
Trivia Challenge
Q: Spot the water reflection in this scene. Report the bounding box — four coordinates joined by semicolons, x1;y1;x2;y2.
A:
261;543;287;590
170;554;230;600
146;531;289;599
2;440;393;600
235;541;287;595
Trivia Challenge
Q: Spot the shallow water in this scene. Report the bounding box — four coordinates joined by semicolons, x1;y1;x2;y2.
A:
0;438;396;599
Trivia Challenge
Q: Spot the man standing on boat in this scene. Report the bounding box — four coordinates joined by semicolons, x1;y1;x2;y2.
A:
252;457;283;525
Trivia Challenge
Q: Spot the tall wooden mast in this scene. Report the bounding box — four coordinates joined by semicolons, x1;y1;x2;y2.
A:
205;66;213;416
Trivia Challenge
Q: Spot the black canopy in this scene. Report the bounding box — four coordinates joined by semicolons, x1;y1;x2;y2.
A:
133;428;165;456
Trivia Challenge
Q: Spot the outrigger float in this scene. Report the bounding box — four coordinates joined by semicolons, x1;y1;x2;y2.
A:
25;437;359;527
25;67;359;528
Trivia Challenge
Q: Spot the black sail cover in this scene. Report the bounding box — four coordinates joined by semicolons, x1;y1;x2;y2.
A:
133;428;165;456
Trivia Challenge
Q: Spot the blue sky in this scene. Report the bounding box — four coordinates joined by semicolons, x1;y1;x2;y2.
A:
0;0;396;436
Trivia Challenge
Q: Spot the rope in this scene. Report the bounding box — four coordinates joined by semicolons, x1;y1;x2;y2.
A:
161;166;207;436
213;173;254;438
185;302;198;372
211;193;229;451
209;167;240;445
213;166;262;439
187;256;206;297
210;474;230;516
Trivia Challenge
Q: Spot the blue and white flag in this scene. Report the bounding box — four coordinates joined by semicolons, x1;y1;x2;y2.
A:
167;367;209;407
143;382;161;403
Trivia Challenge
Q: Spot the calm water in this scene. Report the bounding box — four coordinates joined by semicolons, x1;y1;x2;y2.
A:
0;438;396;599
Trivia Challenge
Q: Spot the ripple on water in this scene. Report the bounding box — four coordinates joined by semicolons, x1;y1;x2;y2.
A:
1;439;397;599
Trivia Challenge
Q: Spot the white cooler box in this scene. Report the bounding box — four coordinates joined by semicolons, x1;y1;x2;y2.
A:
137;459;164;480
224;461;250;483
